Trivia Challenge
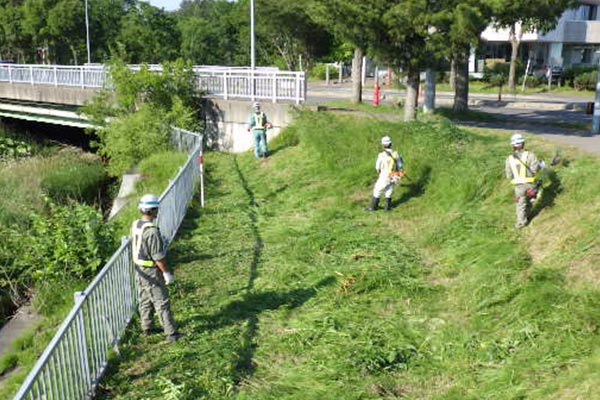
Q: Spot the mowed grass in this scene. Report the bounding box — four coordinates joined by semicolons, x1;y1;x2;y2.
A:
94;111;600;399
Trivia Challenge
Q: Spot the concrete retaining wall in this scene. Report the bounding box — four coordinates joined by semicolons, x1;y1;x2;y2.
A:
202;98;297;153
0;82;98;106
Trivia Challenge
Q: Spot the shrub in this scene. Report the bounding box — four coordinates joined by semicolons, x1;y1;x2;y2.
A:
562;65;596;87
574;71;596;91
518;75;545;88
310;64;328;80
20;200;115;282
0;137;31;160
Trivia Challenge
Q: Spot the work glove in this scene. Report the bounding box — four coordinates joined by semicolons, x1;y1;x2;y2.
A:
163;272;174;285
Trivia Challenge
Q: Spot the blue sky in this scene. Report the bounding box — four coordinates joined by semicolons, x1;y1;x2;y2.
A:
144;0;181;11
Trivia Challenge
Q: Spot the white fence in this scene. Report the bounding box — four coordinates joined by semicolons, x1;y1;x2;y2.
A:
12;128;203;400
0;64;306;104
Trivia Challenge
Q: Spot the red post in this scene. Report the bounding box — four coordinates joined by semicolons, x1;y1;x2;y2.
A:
373;78;380;107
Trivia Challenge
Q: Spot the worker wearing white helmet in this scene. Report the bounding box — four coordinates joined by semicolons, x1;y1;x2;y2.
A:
247;102;273;159
131;194;183;343
505;134;541;229
365;136;404;211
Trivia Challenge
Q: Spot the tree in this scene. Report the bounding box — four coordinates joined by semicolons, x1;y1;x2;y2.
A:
116;2;181;63
442;1;490;113
46;0;86;64
311;0;380;105
254;0;334;71
178;0;243;65
490;0;576;92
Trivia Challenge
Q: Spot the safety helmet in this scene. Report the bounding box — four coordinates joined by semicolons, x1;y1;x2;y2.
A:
510;133;525;146
381;136;392;146
138;193;160;213
253;102;261;110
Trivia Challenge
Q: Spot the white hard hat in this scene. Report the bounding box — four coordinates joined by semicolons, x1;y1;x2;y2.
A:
139;193;160;212
510;134;525;146
253;102;261;109
381;136;392;146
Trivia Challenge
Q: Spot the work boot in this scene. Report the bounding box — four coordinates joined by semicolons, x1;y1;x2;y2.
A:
165;332;185;343
384;198;392;211
365;197;380;211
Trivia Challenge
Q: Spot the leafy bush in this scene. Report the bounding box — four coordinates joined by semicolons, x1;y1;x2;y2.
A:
574;71;596;91
96;104;171;176
309;63;328;80
19;200;115;282
0;137;31;160
482;62;511;83
562;65;596;87
518;74;545;88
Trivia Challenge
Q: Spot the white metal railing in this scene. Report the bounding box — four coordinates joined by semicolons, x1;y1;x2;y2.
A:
0;63;306;103
12;127;203;400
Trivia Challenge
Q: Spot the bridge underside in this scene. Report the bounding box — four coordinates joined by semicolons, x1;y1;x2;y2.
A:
0;99;95;129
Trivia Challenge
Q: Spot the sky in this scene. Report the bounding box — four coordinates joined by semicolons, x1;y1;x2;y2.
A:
143;0;181;11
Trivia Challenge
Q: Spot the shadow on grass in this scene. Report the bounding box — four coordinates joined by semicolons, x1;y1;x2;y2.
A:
530;168;563;221
393;166;432;208
201;276;335;385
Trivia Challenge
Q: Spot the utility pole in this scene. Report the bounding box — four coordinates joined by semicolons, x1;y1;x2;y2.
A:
593;51;600;135
85;0;91;64
250;0;255;100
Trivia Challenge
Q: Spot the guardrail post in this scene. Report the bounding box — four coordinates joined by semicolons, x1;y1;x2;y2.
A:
8;65;12;83
81;68;85;89
54;66;58;86
30;65;34;85
223;71;228;100
73;291;92;396
295;73;301;105
272;73;277;103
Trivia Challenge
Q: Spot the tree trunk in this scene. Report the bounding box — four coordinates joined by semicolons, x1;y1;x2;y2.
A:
424;68;436;114
453;47;469;113
450;58;456;90
351;47;363;104
404;66;419;121
508;23;523;93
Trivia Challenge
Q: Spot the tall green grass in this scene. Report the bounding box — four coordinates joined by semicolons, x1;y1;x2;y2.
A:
21;111;600;399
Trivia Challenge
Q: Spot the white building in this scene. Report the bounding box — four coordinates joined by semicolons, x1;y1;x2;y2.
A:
473;0;600;73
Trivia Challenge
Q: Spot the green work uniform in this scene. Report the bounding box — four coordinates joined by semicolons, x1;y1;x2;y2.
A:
131;219;177;336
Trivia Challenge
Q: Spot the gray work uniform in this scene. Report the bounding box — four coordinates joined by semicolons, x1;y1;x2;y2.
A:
505;150;539;228
131;219;177;336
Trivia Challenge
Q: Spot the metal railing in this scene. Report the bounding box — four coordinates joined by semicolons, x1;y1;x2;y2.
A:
12;127;203;400
0;63;306;103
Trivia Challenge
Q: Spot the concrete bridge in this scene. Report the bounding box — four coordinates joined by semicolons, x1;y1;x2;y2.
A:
0;64;306;152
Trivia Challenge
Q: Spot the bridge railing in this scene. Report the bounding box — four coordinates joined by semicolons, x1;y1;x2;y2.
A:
12;127;203;400
0;64;305;103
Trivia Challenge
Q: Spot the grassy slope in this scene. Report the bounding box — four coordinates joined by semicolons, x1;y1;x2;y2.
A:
95;111;600;400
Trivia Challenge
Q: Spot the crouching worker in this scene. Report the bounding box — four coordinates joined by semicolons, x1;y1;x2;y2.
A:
365;136;404;212
505;134;542;229
132;194;184;343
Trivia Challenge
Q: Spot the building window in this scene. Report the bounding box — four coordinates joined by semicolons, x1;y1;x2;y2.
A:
582;5;598;20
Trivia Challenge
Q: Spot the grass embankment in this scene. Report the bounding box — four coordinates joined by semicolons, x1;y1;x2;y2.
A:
91;111;600;399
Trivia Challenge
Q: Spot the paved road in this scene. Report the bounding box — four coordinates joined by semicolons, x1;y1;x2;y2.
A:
307;81;600;156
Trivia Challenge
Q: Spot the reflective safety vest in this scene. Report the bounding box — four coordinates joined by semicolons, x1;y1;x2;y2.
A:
251;112;266;130
131;220;156;267
509;151;536;184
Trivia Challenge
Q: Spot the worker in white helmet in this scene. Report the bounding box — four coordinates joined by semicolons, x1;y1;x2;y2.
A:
365;135;404;211
247;102;273;158
505;134;541;229
131;194;184;343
